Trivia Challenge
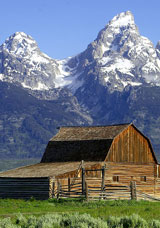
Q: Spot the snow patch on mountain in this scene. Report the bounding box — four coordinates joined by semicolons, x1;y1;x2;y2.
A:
53;58;75;88
66;73;84;94
0;74;4;81
55;58;84;93
100;58;134;74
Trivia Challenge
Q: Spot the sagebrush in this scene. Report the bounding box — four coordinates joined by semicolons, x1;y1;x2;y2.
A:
0;213;159;228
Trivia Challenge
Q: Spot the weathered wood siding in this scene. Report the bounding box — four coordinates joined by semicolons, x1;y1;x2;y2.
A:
105;162;156;196
83;163;157;197
105;162;155;183
106;125;156;164
0;177;51;199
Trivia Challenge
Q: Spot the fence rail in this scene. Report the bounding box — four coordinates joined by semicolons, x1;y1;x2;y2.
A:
136;190;160;201
87;184;131;200
55;179;160;202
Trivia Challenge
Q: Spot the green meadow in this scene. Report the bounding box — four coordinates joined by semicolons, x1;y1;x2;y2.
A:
0;198;159;219
0;199;160;227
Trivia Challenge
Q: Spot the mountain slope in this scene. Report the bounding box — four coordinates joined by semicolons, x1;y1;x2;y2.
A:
0;81;91;159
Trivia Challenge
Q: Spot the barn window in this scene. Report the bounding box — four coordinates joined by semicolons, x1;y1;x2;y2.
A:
113;176;119;182
140;176;147;182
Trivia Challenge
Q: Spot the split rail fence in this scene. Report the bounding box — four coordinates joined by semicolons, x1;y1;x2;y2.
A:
56;180;160;201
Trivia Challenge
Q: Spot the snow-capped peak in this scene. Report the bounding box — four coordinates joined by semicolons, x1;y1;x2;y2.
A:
77;11;160;93
10;32;34;42
1;32;39;57
0;32;62;91
109;11;136;28
87;11;139;60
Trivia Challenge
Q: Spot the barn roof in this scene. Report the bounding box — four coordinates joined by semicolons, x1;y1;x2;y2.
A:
51;123;130;141
0;162;102;178
41;123;130;163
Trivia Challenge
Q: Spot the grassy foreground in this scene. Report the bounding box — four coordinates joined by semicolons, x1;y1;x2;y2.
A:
0;199;160;227
0;198;160;221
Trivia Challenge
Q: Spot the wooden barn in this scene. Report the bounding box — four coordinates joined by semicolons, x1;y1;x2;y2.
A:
0;123;160;200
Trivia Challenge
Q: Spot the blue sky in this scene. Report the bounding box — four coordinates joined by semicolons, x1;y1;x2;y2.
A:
1;0;160;59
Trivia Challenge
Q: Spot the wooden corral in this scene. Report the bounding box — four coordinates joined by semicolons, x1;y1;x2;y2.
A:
0;123;160;200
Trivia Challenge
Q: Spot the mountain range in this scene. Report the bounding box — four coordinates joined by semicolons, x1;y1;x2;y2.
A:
1;11;160;168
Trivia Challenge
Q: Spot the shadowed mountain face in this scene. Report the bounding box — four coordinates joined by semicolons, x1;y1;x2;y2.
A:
0;82;92;159
0;11;160;162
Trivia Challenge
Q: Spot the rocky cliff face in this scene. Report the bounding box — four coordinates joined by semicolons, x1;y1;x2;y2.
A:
0;11;160;162
66;11;160;94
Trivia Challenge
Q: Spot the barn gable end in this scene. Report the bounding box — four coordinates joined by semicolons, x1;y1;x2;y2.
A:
105;124;157;164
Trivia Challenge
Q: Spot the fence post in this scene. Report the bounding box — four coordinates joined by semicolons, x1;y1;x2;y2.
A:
101;165;105;190
49;177;54;199
68;177;71;195
130;181;137;200
81;160;85;195
101;165;106;199
52;182;55;198
85;181;89;201
57;181;60;200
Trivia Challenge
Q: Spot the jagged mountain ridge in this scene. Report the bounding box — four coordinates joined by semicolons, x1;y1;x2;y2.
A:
0;11;160;164
71;11;160;93
1;11;160;95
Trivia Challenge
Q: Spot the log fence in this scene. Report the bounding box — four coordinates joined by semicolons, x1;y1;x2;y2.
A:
86;184;131;200
56;179;160;201
56;181;84;199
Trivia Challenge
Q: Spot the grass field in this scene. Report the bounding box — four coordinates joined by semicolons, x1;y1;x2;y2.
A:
0;198;159;221
0;199;160;227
